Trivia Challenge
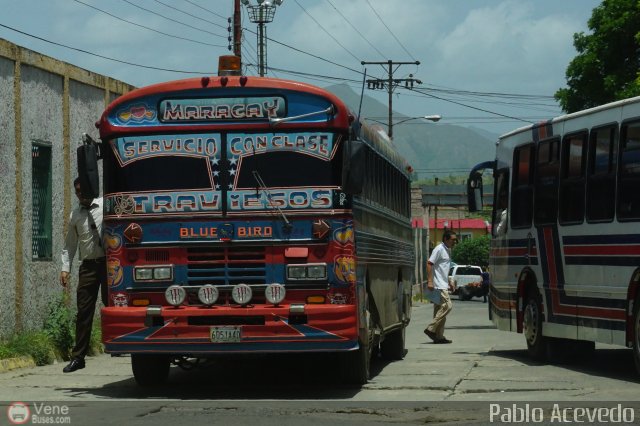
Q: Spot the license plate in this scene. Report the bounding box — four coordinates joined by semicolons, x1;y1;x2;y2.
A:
210;326;241;343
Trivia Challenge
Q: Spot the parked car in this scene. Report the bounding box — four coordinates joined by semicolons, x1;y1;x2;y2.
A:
449;265;485;301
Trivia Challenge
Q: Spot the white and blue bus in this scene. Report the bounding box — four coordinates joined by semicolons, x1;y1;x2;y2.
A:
468;96;640;373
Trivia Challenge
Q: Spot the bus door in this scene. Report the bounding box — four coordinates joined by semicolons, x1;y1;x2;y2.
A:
510;144;536;332
534;137;577;338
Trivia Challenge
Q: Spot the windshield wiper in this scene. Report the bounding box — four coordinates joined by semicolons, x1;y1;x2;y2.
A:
252;170;292;232
268;105;334;127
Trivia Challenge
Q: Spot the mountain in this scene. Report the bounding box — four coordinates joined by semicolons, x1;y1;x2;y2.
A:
324;84;498;177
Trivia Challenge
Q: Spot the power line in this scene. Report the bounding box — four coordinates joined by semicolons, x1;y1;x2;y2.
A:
243;25;364;75
122;0;228;37
264;65;362;84
179;0;229;22
325;0;386;59
364;0;417;62
293;0;361;62
0;23;212;74
422;85;555;100
71;0;226;47
408;86;536;124
153;0;228;30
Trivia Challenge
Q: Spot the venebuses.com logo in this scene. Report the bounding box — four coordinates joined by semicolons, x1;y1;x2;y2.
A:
6;401;71;424
7;402;30;424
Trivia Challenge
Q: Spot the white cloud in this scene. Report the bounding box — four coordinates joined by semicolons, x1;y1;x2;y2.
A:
434;1;581;94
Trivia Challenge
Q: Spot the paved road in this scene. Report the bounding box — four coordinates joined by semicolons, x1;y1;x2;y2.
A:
1;298;640;424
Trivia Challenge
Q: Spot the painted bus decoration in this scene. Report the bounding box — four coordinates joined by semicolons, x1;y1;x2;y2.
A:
78;57;414;386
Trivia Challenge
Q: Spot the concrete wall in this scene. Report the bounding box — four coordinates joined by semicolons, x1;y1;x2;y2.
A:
0;56;17;338
0;38;134;337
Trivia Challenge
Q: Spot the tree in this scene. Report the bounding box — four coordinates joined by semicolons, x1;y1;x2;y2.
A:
452;235;490;269
555;0;640;113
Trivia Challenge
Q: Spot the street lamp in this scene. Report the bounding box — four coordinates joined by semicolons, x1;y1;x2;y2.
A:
242;0;284;77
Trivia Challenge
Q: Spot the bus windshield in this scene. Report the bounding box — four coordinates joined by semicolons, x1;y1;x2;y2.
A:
103;131;344;215
235;150;342;189
105;155;213;193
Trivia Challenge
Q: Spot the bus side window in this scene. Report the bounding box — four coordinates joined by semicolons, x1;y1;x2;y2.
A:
511;144;535;228
586;124;617;222
534;138;560;226
617;120;640;221
559;131;587;225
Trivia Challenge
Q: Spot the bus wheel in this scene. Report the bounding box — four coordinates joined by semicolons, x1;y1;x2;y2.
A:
633;298;640;375
380;325;406;361
523;287;548;361
131;354;170;386
341;308;372;385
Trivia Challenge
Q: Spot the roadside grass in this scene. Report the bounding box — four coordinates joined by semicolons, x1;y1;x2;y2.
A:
0;293;103;366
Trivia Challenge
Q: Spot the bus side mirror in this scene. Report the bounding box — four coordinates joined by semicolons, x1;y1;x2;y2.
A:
342;139;365;195
77;133;101;199
467;171;483;212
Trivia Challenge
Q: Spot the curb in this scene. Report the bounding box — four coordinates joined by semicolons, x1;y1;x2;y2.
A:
0;356;36;373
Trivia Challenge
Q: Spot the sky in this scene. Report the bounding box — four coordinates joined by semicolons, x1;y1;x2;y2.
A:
0;0;603;136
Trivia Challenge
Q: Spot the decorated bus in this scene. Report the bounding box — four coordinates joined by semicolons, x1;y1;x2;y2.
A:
78;58;414;385
467;96;640;374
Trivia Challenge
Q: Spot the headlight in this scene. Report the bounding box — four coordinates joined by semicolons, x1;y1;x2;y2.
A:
286;263;327;280
135;268;153;281
265;283;286;305
232;284;253;305
307;265;327;279
165;285;186;306
134;265;173;282
153;267;172;280
287;265;307;279
198;284;219;306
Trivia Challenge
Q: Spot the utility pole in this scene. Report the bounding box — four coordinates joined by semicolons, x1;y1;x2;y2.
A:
361;60;421;139
233;0;242;60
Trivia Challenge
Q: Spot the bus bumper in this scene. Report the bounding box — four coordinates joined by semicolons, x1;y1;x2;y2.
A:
101;304;359;354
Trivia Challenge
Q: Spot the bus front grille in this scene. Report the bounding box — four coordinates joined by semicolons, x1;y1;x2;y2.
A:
186;247;266;286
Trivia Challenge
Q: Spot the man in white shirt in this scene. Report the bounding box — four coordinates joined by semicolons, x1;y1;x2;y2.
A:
60;178;106;373
424;230;458;344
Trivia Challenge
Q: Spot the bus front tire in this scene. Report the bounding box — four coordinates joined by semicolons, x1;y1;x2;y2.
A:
340;342;370;385
131;354;170;386
523;287;548;361
341;304;373;386
633;298;640;375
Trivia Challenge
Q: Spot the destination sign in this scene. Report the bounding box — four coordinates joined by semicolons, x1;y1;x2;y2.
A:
113;133;221;166
159;96;286;122
228;132;335;160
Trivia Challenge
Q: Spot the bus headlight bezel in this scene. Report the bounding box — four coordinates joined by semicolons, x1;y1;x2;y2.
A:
286;263;327;281
134;265;174;282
